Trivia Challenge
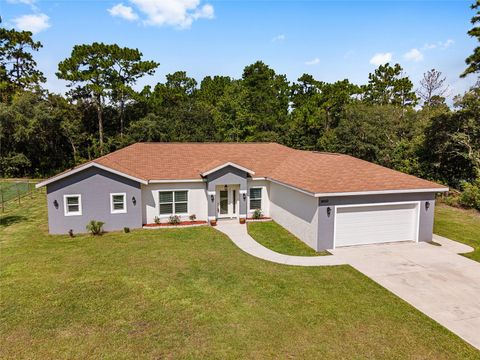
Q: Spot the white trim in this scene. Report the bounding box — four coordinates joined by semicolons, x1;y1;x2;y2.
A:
201;162;255;177
239;190;247;194
207;191;216;196
110;192;127;214
251;177;267;181
248;187;263;212
36;162;148;188
63;194;82;216
332;201;420;249
157;189;189;217
149;179;205;183
208;216;217;221
314;188;448;197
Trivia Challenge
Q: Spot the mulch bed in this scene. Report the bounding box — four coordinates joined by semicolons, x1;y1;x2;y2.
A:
144;221;208;227
246;217;272;221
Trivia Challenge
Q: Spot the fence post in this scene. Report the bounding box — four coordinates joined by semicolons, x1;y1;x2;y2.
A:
0;184;3;213
29;180;33;199
17;182;21;205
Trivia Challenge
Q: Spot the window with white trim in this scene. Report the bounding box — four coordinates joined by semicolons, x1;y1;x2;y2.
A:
249;188;262;210
159;191;188;215
64;194;82;216
110;193;127;214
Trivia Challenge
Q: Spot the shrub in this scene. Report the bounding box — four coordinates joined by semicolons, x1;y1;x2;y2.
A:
189;214;197;221
154;216;161;224
252;209;263;219
123;227;130;233
86;220;104;235
68;229;74;237
459;180;480;210
169;215;181;225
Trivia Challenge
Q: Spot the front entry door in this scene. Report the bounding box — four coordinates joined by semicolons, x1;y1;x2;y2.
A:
216;185;239;218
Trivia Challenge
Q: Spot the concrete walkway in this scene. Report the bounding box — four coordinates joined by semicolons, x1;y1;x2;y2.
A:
216;220;480;350
215;220;345;266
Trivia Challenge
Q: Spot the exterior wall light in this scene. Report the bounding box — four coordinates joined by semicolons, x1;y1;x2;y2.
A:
327;207;331;217
53;200;59;209
211;194;214;202
425;201;430;211
132;196;136;206
243;193;246;201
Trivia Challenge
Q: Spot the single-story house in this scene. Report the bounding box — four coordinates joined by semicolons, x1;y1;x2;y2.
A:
36;142;448;250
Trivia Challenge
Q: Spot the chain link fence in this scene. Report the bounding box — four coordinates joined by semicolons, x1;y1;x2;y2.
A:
0;180;41;212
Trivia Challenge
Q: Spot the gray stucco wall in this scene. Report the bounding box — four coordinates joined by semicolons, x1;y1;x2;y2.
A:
206;166;248;217
46;167;142;234
317;192;437;250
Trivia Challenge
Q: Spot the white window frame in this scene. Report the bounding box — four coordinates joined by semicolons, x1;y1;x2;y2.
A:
110;192;127;214
158;190;188;217
249;187;262;212
63;194;82;216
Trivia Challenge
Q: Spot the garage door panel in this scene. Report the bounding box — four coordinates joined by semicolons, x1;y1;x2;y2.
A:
335;203;418;247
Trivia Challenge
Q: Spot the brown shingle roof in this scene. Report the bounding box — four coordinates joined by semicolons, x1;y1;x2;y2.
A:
91;142;446;194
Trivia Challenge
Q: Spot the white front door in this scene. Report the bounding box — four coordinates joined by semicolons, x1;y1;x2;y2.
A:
216;185;239;218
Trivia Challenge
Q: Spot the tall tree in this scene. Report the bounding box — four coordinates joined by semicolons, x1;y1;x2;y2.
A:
109;46;158;136
0;26;45;102
362;63;417;107
241;61;290;141
418;69;449;107
57;43;157;153
57;43;114;154
461;1;480;77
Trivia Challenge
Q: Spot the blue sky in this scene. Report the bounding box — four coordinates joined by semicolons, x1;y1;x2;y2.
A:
1;0;478;100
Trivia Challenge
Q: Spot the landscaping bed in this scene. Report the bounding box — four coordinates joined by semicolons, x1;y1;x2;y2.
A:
144;220;207;228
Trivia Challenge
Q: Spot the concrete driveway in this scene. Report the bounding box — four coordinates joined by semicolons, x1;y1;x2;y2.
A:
331;235;480;350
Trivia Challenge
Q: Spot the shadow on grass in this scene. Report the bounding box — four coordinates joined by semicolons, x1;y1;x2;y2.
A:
0;215;27;228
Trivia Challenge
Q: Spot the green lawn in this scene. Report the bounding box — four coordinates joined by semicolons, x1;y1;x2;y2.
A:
247;220;328;256
1;194;479;359
434;203;480;262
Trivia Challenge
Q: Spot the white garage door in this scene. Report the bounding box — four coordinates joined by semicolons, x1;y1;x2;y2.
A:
335;203;419;247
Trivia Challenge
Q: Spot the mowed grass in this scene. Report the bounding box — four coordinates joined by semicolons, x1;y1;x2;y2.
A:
247;220;328;256
1;195;479;359
434;203;480;262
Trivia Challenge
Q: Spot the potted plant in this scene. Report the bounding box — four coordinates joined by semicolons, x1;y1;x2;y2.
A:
210;218;217;226
239;217;246;224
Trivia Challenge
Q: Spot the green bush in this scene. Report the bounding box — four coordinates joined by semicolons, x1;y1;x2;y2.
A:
169;215;181;225
252;209;263;219
123;227;130;233
86;220;105;235
154;216;160;224
459;180;480;210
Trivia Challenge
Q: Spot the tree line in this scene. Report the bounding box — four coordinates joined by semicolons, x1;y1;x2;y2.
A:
0;2;479;202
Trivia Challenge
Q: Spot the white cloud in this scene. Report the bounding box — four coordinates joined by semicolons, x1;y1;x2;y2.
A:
423;39;454;50
305;57;320;66
403;48;424;62
369;52;392;66
441;39;454;49
272;34;285;42
130;0;214;29
12;13;50;33
7;0;36;5
108;3;139;21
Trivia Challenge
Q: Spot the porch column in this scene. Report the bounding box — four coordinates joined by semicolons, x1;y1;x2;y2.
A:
239;189;247;219
207;190;216;220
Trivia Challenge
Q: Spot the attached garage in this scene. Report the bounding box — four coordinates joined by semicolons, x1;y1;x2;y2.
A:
334;202;420;248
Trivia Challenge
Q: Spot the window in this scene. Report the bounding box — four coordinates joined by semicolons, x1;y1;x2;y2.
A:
64;194;82;216
249;188;262;210
110;193;127;214
159;190;188;215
